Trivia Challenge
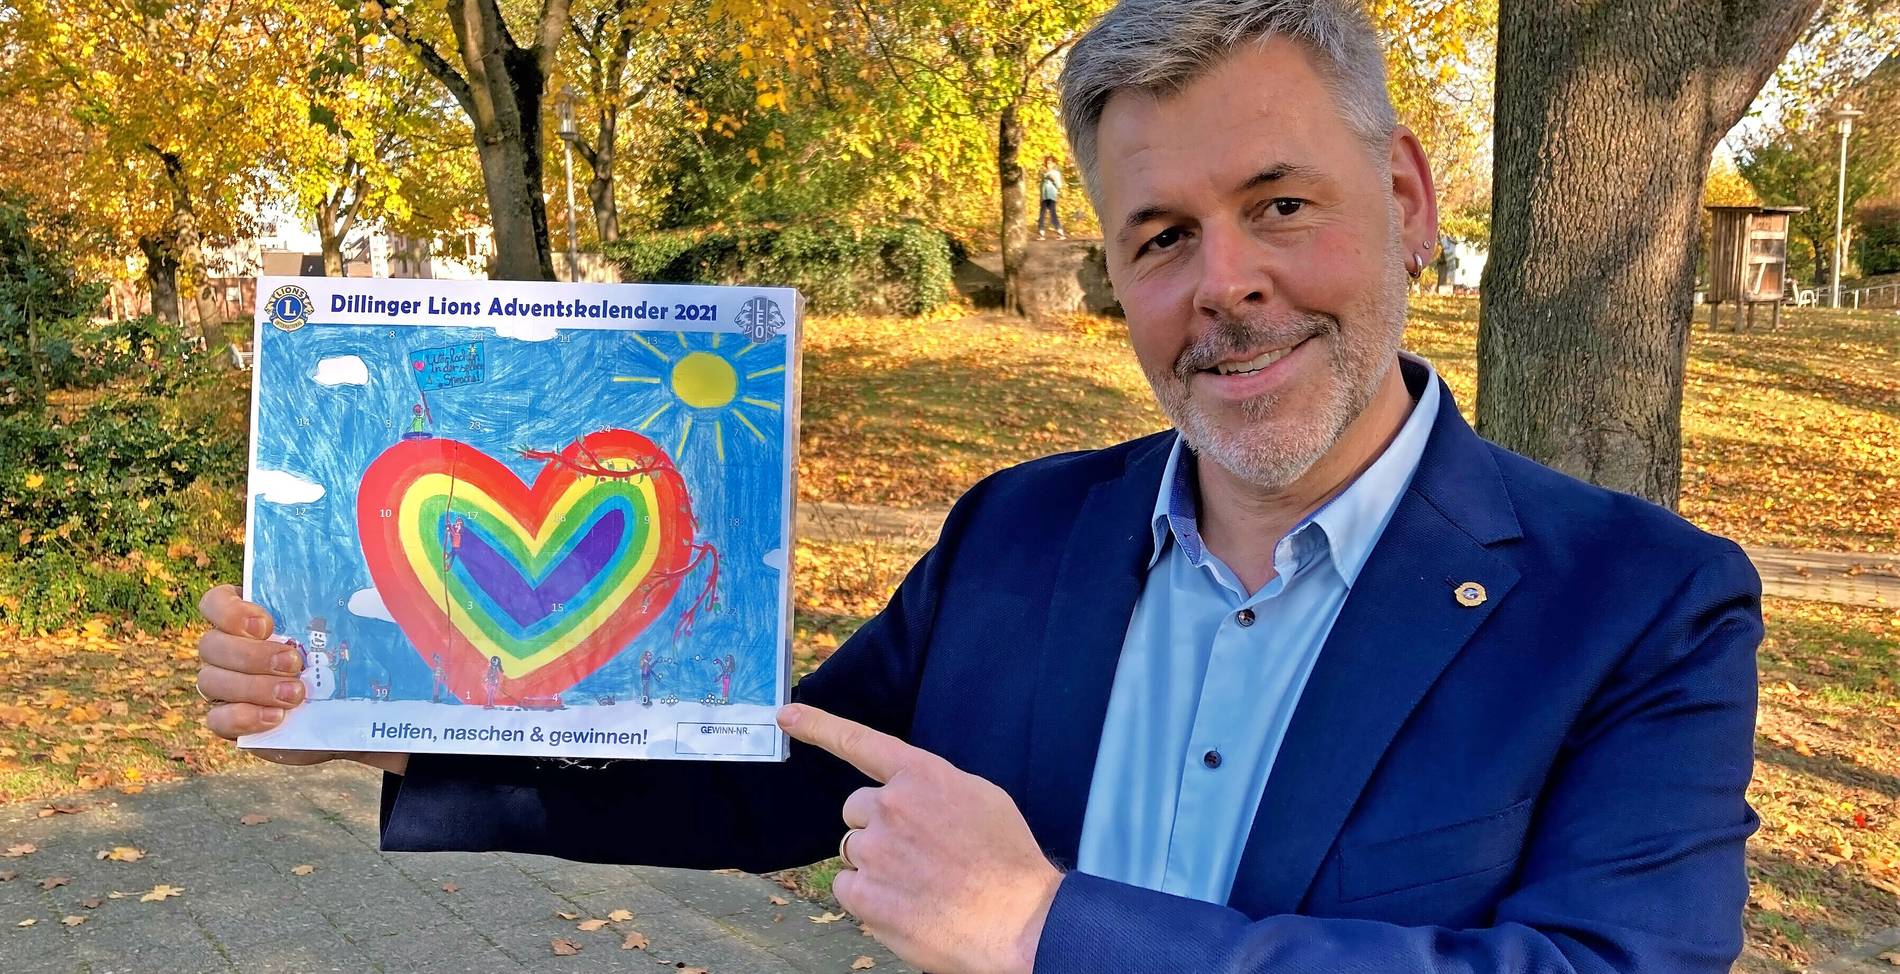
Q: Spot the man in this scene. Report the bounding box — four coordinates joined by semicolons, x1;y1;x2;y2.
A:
194;1;1761;971
1038;155;1067;240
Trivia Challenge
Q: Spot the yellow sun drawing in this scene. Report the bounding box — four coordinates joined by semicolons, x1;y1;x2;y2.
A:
612;332;784;463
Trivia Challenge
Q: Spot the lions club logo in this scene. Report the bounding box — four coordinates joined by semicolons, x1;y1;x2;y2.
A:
267;284;314;332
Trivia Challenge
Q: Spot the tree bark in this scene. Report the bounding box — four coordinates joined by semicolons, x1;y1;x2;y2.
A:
588;170;618;243
998;99;1027;316
318;198;346;277
1477;0;1820;507
139;234;181;325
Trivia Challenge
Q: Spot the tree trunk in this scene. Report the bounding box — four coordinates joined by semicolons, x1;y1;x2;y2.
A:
588;168;618;243
139;234;181;325
1477;0;1819;507
998;100;1027;316
474;125;552;280
390;0;566;282
470;48;554;281
318;201;346;277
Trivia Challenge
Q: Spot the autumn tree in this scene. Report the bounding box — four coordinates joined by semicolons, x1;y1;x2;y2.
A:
361;0;576;280
840;0;1107;313
2;0;295;332
554;0;693;244
1738;56;1900;287
288;23;473;277
1475;0;1830;506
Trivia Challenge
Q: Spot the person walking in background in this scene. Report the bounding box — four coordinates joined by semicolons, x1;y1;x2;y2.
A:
1038;155;1067;240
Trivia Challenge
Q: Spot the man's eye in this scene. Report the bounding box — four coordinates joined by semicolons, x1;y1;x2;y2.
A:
1142;227;1185;254
1271;198;1304;217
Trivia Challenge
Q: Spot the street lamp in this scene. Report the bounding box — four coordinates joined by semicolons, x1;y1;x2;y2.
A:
557;84;581;282
1830;102;1863;309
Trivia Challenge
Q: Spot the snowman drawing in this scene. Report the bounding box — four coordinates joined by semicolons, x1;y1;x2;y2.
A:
301;617;337;701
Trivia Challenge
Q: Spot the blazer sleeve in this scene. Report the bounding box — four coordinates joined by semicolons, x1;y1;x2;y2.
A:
1032;546;1763;974
377;493;970;873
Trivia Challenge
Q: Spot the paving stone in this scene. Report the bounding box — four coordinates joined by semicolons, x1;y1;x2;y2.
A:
0;763;910;973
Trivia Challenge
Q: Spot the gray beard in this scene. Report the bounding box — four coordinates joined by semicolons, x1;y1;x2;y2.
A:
1143;297;1406;492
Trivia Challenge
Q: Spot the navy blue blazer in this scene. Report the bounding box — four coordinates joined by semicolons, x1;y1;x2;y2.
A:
382;360;1762;973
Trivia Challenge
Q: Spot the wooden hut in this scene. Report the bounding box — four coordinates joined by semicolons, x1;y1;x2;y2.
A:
1704;205;1804;331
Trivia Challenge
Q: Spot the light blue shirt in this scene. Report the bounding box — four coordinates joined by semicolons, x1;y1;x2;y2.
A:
1074;354;1441;904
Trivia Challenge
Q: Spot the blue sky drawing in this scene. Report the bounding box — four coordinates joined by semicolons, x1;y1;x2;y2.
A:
249;320;791;709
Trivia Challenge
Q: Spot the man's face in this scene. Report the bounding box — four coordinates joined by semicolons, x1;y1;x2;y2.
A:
1095;38;1435;490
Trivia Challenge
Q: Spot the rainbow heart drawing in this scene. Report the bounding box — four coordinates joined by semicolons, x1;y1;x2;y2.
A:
356;429;697;704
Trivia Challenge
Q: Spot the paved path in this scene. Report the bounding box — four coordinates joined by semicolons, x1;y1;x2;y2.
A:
1806;927;1900;972
0;763;911;974
798;502;1899;608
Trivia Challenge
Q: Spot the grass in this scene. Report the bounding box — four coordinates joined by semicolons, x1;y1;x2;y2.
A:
798;297;1900;552
3;298;1895;965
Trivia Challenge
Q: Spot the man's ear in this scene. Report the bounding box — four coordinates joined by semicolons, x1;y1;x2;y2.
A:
1388;124;1439;256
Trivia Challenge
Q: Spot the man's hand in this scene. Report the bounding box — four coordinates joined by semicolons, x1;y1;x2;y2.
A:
778;703;1061;974
196;585;407;775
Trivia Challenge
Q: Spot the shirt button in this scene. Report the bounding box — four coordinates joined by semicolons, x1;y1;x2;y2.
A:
1203;749;1222;769
1235;609;1255;627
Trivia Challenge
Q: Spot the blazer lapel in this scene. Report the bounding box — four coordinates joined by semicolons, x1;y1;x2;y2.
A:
1021;434;1173;868
1227;378;1524;918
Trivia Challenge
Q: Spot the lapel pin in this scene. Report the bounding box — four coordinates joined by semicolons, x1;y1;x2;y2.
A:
1454;581;1487;607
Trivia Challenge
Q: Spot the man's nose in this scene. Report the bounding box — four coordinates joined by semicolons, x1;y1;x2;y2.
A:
1192;221;1273;320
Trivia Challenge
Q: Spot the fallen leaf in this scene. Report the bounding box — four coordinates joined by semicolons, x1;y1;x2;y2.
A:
440;882;458;894
239;814;270;827
61;915;87;927
711;868;743;876
768;895;788;906
0;871;14;882
39;876;69;891
105;891;126;899
3;843;36;858
118;785;144;795
139;885;183;902
16;918;35;927
809;911;846;924
98;846;145;862
576;918;609;932
550;938;581;956
290;864;315;876
619;930;649;950
555;910;580;921
1877;950;1900;966
79;897;102;909
852;956;876;970
606;909;633;923
679;968;708;974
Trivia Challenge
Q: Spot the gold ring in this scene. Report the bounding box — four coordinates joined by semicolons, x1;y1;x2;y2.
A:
838;828;863;870
195;682;224;706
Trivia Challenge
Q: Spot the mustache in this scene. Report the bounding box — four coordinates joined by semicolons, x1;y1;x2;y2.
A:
1171;311;1339;381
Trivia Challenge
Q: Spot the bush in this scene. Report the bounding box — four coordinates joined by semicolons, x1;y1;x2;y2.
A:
605;221;956;316
0;193;106;407
1855;199;1900;277
0;341;248;633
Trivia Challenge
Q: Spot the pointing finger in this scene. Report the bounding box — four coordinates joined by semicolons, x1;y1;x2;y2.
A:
778;704;918;784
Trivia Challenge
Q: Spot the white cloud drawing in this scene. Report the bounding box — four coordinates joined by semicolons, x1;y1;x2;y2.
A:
251;469;326;505
491;318;558;342
312;355;370;386
348;587;396;623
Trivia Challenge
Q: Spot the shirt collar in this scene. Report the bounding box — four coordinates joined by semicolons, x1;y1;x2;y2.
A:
1148;351;1441;587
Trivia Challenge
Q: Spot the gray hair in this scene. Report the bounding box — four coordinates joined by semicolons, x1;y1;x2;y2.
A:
1060;0;1398;203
